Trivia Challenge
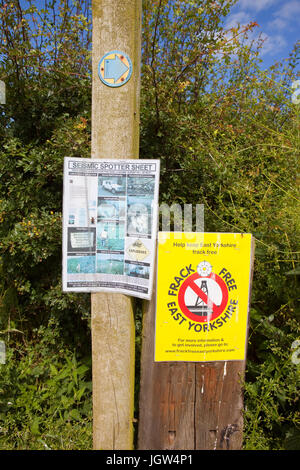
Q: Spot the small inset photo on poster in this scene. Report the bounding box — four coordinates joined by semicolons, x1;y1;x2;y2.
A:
98;175;126;196
68;205;97;227
127;196;152;237
67;227;96;253
97;197;125;220
67;255;96;274
125;261;150;279
127;175;155;196
68;174;97;226
97;220;125;251
97;252;124;275
125;237;152;263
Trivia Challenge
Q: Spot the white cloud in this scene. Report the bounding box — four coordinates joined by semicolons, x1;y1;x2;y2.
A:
258;32;288;56
223;0;296;61
237;0;279;12
267;17;287;30
276;0;300;19
267;1;300;32
224;11;252;29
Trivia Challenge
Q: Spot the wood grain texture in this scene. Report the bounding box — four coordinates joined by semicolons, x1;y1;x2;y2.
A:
92;0;142;160
91;293;135;450
91;0;142;450
138;239;255;450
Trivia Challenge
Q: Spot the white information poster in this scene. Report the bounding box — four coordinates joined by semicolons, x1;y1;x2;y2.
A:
62;157;160;300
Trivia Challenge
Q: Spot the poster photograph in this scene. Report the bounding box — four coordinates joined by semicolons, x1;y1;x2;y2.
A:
62;158;160;299
155;232;254;362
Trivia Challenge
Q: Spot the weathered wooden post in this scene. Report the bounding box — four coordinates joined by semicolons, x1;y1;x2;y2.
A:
91;0;142;450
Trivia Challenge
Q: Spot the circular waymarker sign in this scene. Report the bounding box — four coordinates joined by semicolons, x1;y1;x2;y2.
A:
178;270;229;323
98;50;132;88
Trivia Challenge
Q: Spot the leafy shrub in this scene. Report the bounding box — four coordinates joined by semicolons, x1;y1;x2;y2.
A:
0;318;92;450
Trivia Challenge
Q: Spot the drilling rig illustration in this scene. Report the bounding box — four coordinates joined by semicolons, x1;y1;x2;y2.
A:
187;261;213;316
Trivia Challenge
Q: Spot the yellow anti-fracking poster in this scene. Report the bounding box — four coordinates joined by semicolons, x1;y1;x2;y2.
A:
155;232;254;362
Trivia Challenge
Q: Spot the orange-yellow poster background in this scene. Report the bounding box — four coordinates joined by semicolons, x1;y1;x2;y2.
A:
155;232;253;362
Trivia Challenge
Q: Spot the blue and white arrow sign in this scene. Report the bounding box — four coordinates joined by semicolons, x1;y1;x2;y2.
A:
98;50;132;88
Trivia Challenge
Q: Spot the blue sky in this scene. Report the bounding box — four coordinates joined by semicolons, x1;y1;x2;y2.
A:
18;0;299;73
225;0;300;69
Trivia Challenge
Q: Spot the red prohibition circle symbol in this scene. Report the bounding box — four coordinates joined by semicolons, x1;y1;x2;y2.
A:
178;272;229;323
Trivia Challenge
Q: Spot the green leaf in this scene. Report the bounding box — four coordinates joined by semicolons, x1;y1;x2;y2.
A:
69;409;81;421
30;416;40;436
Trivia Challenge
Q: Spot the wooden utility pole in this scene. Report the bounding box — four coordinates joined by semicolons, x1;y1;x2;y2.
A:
91;0;142;450
138;241;255;450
